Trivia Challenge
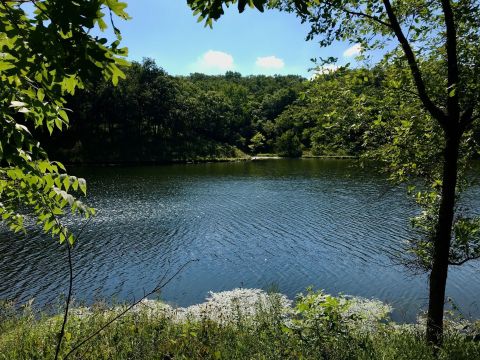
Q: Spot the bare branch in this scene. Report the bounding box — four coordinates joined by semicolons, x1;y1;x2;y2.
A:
54;242;73;360
449;254;480;266
324;1;392;28
54;218;92;360
63;259;199;359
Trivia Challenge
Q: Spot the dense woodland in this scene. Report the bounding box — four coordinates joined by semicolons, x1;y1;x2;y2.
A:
40;58;448;163
40;59;303;162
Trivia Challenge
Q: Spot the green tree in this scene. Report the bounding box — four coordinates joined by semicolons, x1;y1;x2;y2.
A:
188;0;480;346
0;0;129;243
44;64;306;162
275;129;303;157
249;131;266;153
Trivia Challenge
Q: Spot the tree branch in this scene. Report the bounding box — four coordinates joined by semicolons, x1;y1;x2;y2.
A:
441;0;460;124
449;254;480;266
382;0;447;126
63;259;199;359
324;1;392;28
54;241;73;360
53;218;92;360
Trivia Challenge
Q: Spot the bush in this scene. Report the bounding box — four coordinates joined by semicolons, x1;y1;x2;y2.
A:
275;130;303;157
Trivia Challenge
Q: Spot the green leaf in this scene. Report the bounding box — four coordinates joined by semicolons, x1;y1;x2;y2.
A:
55;118;63;130
63;176;71;191
78;178;87;195
0;61;15;71
252;0;265;11
106;0;130;19
44;220;55;232
37;88;45;102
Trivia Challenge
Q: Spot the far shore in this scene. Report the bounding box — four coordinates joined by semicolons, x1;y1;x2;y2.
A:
63;154;359;167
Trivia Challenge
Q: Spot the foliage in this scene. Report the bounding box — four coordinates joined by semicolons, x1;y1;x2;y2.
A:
361;60;480;272
44;59;446;162
275;130;303;157
40;59;306;162
0;0;129;243
288;288;352;349
248;132;266;153
1;291;479;359
53;58;478;166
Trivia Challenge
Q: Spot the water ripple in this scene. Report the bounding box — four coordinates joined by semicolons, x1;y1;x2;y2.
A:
0;160;479;322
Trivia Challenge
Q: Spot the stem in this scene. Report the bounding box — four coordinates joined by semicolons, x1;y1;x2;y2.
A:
51;216;91;360
54;241;73;360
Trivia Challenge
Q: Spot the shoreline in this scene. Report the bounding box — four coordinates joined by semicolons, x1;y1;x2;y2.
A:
63;154;360;167
2;288;478;358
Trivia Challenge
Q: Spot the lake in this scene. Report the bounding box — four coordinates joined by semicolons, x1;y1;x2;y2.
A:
1;159;479;321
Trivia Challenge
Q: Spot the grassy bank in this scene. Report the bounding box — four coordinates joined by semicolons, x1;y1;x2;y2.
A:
1;289;479;359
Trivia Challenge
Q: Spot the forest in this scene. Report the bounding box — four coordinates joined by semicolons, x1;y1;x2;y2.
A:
40;58;453;163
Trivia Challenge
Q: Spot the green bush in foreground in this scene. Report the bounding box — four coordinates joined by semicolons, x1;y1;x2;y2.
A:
1;289;479;359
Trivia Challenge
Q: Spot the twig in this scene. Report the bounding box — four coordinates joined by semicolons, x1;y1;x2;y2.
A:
321;0;392;28
63;259;199;359
449;254;480;266
54;217;92;360
54;241;73;360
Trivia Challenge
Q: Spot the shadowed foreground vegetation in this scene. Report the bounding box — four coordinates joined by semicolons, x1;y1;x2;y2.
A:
1;289;479;359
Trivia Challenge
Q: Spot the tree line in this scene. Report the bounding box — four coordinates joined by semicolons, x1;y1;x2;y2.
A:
40;59;434;163
39;59;302;162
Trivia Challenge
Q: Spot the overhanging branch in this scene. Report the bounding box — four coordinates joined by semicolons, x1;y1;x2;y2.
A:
449;254;480;266
324;1;392;28
440;0;460;121
382;0;447;126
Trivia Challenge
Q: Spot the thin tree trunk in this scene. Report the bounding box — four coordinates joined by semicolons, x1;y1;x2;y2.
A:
426;128;460;346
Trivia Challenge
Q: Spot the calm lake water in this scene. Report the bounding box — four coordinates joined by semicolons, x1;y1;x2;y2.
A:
1;159;479;321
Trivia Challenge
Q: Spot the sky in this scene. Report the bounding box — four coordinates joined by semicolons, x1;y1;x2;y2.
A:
108;0;365;78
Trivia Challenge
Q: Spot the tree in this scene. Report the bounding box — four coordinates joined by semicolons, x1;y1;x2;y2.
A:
249;131;266;153
275;129;303;157
0;0;129;244
43;64;307;162
188;0;480;346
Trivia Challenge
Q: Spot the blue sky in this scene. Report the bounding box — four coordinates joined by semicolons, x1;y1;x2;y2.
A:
111;0;364;78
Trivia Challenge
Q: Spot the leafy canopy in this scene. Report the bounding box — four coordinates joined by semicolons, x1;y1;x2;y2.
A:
0;0;129;244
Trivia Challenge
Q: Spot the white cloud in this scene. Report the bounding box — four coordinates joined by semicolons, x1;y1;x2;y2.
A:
193;50;235;74
343;44;362;57
255;56;285;70
309;64;339;79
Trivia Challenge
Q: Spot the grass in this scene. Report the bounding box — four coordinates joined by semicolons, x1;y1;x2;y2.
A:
1;289;479;359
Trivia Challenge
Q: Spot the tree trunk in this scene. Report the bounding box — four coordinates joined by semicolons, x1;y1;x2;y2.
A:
426;127;460;346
